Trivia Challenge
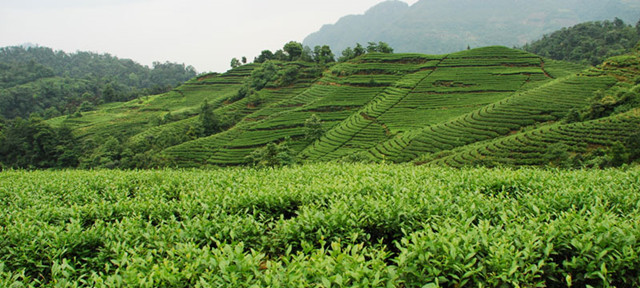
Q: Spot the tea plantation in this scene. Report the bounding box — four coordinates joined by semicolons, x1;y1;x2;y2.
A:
1;165;639;286
42;45;640;169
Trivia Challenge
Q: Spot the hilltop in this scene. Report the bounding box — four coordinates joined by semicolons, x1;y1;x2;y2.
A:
303;0;640;56
2;44;635;169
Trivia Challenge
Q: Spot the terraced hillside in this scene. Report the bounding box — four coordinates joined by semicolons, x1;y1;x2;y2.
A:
423;108;640;167
161;47;586;166
49;46;640;167
47;64;260;141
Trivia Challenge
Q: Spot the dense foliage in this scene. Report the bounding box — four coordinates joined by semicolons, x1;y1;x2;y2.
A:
0;116;79;169
523;18;640;65
0;46;197;119
1;165;639;286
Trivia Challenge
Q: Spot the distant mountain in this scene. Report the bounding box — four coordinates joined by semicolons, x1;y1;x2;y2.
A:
303;0;640;55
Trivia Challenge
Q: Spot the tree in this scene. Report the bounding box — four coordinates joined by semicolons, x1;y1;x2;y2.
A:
366;41;394;53
250;61;279;90
354;43;365;57
255;50;274;63
377;41;394;53
283;41;303;61
367;42;379;53
198;100;220;136
613;17;624;28
0;116;79;168
313;45;335;64
278;66;299;87
55;125;79;167
274;50;287;61
102;83;116;102
246;141;296;167
241;56;247;64
304;114;324;141
231;58;242;69
339;47;355;62
626;130;640;161
301;46;314;62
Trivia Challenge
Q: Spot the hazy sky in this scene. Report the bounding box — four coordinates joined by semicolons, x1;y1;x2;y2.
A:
0;0;419;73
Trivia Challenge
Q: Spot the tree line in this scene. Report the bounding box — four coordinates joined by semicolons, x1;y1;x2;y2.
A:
230;41;394;68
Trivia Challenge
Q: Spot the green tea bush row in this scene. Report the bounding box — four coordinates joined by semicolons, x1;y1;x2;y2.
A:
1;165;639;286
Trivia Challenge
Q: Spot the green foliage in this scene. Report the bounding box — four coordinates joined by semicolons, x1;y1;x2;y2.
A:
367;41;394;53
0;116;79;169
1;165;640;286
313;45;335;64
254;50;274;63
339;47;356;62
523;18;640;65
338;42;392;62
0;45;197;119
246;141;296;167
230;57;242;69
283;41;304;61
198;100;221;136
250;61;279;90
304;114;324;141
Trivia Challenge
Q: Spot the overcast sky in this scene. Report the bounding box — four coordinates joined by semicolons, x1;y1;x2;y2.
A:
0;0;419;73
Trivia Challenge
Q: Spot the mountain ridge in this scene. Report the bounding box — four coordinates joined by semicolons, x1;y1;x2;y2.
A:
303;0;640;56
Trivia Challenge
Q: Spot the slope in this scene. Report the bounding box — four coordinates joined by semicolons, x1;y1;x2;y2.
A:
416;48;640;167
161;47;585;166
42;45;639;168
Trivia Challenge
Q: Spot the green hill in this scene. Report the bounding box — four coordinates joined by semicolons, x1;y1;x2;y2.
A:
522;18;640;65
0;46;197;119
4;45;638;169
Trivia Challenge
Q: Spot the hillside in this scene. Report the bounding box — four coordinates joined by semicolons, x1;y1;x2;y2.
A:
523;18;640;65
303;0;640;56
0;46;197;119
17;44;636;169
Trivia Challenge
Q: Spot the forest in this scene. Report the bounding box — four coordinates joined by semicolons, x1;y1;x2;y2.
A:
0;46;197;120
523;18;640;65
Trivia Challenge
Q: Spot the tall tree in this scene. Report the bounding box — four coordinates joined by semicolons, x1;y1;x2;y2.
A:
304;114;324;140
198;100;220;136
255;50;274;63
339;47;355;62
283;41;304;61
354;43;365;57
231;58;242;68
313;45;335;64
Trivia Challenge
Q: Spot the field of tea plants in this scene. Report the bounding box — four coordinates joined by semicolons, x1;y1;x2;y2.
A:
1;164;639;287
